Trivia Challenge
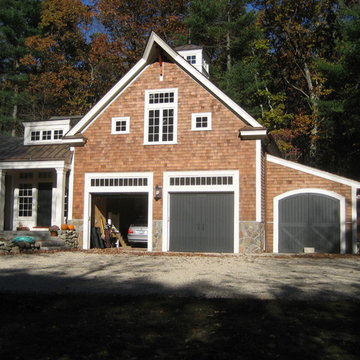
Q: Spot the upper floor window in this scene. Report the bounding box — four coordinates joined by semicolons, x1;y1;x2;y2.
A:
186;55;196;64
30;129;65;142
54;130;63;139
42;130;51;140
191;112;212;131
31;131;40;141
111;117;130;134
144;89;178;145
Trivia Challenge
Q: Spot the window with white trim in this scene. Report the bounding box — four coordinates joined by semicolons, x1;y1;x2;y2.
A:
186;55;196;64
18;184;33;217
42;130;51;140
54;129;63;139
111;117;130;134
30;129;65;142
191;112;212;131
31;131;40;141
145;89;177;144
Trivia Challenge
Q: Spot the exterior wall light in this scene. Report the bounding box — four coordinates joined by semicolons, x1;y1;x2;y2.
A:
155;185;162;200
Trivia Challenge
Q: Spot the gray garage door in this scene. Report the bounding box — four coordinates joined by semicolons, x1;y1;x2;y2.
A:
169;192;234;253
279;193;340;253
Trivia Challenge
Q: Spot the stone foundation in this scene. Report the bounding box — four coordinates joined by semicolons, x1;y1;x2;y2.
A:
239;222;265;254
0;238;39;254
58;230;79;248
152;220;162;251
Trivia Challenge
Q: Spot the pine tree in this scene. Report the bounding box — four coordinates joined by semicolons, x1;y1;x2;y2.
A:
0;0;41;135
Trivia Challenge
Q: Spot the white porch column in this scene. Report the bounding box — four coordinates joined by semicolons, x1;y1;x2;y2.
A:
54;168;67;226
0;170;5;230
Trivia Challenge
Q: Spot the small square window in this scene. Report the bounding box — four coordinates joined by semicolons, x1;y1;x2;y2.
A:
111;117;130;134
191;112;212;131
186;55;196;64
42;130;51;140
31;131;40;141
54;130;63;139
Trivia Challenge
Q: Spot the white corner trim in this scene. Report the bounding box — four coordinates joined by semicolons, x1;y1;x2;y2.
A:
352;187;358;254
273;188;346;254
256;140;262;222
67;149;75;221
267;154;360;188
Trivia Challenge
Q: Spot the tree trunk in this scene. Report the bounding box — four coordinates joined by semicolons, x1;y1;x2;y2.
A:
11;60;19;137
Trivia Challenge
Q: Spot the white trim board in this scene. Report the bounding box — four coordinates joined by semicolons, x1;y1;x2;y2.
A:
0;160;70;170
273;188;346;254
82;172;153;251
267;154;360;188
162;170;240;253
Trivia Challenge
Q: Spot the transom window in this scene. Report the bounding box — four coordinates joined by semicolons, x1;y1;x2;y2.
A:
145;88;178;145
18;184;33;217
191;112;212;131
111;117;130;134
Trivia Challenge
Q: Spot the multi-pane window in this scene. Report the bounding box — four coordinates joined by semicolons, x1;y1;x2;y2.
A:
54;129;63;139
18;184;33;217
42;130;51;140
191;112;212;131
111;117;130;134
31;131;40;141
186;55;196;64
30;129;64;142
145;89;177;144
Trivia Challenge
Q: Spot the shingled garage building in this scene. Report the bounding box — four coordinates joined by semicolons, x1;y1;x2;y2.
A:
0;33;359;254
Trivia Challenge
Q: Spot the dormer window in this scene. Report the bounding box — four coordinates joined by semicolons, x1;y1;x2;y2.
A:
176;45;210;78
186;55;196;64
23;119;72;145
31;131;40;141
54;130;63;139
42;130;51;140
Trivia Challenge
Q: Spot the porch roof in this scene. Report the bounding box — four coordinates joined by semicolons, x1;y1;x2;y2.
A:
0;136;72;163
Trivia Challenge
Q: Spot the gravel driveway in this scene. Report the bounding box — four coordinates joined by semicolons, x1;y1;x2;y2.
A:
0;251;359;300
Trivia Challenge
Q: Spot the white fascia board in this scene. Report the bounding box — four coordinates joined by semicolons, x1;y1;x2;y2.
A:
267;154;360;188
60;138;85;145
67;58;147;136
240;129;267;137
23;119;71;127
0;160;68;170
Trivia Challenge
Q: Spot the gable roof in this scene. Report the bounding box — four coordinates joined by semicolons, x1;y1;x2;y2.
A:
66;32;263;138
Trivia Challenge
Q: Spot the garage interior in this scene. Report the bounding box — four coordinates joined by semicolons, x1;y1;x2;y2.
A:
91;193;148;249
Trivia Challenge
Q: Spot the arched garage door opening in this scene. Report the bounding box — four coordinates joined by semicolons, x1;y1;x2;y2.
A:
274;190;345;253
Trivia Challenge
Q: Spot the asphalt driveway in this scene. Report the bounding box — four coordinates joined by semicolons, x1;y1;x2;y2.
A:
0;251;359;299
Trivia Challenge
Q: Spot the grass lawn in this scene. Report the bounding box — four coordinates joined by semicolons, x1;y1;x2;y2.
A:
0;294;359;359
